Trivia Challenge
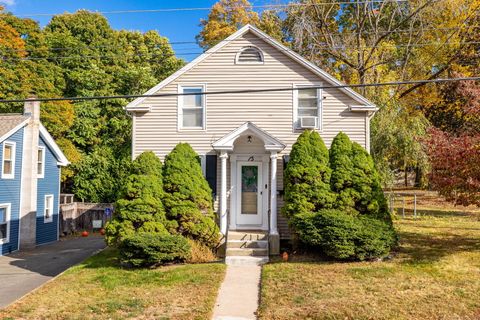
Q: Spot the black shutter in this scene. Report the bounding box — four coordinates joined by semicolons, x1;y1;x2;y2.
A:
205;155;217;197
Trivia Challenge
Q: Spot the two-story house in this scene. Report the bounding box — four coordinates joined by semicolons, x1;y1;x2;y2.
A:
0;99;69;255
126;24;377;262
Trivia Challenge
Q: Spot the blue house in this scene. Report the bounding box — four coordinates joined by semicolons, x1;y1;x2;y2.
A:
0;99;69;255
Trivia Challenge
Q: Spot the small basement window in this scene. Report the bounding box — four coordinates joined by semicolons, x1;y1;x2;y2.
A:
0;203;10;244
235;46;264;64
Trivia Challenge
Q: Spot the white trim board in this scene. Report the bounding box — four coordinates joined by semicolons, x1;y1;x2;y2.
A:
0;119;28;144
125;24;376;112
39;125;69;166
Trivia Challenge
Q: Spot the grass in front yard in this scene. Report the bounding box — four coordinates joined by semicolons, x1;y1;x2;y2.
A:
0;248;226;320
259;210;480;319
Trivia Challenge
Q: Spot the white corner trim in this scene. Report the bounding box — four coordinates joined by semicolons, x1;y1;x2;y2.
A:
0;203;11;244
0;119;29;144
124;24;375;111
39;125;70;166
1;141;16;180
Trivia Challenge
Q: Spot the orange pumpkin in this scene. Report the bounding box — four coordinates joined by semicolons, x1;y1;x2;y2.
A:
282;251;289;262
99;228;106;235
81;231;89;237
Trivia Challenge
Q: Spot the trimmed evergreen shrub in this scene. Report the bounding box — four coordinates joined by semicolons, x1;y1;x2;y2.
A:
283;130;335;221
105;151;175;246
119;233;191;267
329;132;390;221
293;209;397;261
163;143;220;248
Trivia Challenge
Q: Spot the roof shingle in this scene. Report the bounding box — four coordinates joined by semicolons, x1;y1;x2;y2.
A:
0;114;29;141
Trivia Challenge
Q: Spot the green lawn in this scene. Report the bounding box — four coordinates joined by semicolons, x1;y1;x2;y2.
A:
259;211;480;319
0;248;226;320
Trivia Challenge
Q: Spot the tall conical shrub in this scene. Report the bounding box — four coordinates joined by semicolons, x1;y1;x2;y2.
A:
351;142;390;220
329;132;356;213
283;130;335;220
330;132;390;220
163;143;220;248
105;151;174;246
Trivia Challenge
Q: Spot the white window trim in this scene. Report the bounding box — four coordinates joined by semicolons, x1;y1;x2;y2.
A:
177;84;207;131
235;46;264;65
37;146;45;179
0;203;11;244
1;141;16;180
292;83;323;131
44;194;54;223
199;154;206;176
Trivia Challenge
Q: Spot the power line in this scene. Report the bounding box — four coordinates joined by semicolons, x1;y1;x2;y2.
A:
14;1;407;18
1;76;478;104
3;39;479;62
2;25;478;54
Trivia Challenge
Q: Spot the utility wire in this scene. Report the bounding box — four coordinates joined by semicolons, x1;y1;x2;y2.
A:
14;1;408;17
3;40;480;62
1;76;479;104
2;25;478;54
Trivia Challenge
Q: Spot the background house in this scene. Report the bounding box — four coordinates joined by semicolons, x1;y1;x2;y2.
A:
0;99;69;255
126;25;376;259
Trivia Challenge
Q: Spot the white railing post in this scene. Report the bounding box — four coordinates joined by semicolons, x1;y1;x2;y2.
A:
270;151;278;235
219;151;228;235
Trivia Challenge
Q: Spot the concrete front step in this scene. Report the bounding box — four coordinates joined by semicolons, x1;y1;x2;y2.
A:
226;240;268;249
227;230;268;241
226;248;268;257
225;256;269;266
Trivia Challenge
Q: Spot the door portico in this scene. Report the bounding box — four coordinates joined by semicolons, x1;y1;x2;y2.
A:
212;122;285;241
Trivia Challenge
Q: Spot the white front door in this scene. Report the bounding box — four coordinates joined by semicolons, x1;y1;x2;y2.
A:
236;161;263;226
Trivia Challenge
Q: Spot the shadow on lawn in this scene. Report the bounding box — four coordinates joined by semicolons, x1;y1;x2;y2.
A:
396;229;480;265
402;208;475;218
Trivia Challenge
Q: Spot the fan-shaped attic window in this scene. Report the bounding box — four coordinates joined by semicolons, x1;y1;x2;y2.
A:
235;46;264;64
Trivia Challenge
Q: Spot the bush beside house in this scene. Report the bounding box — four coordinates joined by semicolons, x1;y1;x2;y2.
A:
105;152;174;246
106;146;219;267
163;143;220;248
283;130;335;220
284;131;396;261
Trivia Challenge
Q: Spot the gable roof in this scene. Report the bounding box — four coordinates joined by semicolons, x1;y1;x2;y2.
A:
126;24;375;111
39;124;70;166
0;113;69;166
0;114;29;143
212;121;286;152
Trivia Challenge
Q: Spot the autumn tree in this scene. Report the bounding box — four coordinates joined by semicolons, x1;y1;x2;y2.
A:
197;0;286;49
371;103;430;187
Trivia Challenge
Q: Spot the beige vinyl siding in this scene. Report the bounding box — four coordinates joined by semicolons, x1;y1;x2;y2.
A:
132;31;369;239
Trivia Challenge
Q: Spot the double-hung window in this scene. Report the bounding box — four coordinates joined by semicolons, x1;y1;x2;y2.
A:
0;203;10;244
2;142;15;179
294;85;322;130
37;146;45;178
179;85;205;129
44;195;54;223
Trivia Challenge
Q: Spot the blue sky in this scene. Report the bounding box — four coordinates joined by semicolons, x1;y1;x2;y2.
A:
1;0;277;61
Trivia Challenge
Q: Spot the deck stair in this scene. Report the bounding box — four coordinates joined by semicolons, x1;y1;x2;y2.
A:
225;230;269;265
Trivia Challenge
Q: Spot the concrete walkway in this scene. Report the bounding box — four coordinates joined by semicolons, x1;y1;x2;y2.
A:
212;265;262;320
0;236;106;309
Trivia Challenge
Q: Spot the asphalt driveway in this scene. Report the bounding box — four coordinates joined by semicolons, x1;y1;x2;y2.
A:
0;235;106;309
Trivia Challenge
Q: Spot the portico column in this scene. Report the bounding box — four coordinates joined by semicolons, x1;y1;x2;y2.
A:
270;151;278;235
219;151;228;235
269;151;280;254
